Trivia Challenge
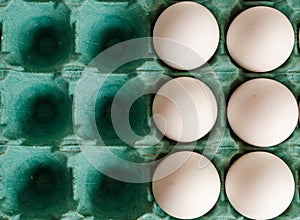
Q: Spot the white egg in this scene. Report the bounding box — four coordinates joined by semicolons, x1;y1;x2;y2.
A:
226;6;294;72
225;151;295;220
152;77;218;142
152;151;220;219
227;78;298;147
153;1;219;70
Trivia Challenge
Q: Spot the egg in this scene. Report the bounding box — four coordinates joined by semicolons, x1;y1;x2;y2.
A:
152;151;220;219
226;6;294;72
153;1;219;70
227;78;298;147
225;151;295;220
152;77;218;142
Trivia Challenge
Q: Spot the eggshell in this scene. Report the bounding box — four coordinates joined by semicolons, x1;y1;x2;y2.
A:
227;78;298;147
152;77;218;142
226;6;294;72
152;151;220;219
225;151;295;220
153;1;219;70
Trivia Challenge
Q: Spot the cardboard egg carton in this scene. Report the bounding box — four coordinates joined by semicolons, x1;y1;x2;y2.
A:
0;0;298;219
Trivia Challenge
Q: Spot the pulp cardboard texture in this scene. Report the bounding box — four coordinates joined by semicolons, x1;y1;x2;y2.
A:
0;0;299;219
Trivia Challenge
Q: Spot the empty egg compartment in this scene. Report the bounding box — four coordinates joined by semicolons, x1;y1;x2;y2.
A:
74;0;150;65
0;146;76;218
69;150;152;219
1;72;72;145
2;0;74;72
74;73;150;146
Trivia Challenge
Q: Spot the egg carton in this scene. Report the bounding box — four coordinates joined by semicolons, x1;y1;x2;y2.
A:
0;0;298;219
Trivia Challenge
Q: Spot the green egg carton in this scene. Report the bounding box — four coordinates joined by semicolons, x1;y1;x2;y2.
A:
0;0;298;219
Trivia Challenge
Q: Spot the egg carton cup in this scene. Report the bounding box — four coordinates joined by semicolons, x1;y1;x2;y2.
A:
0;0;298;219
